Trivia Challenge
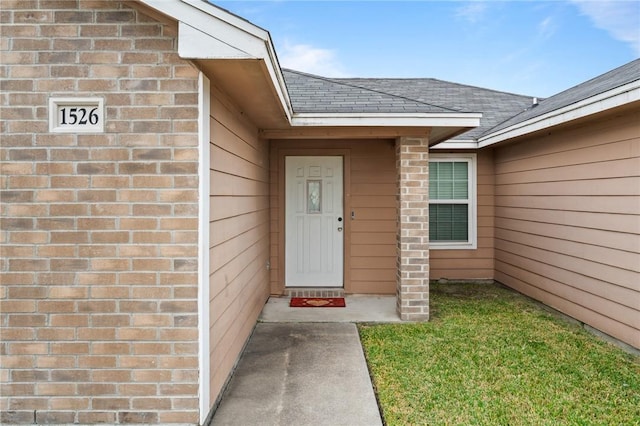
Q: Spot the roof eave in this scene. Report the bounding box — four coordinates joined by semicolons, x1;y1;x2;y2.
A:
261;113;481;142
478;80;640;148
135;0;293;127
133;1;484;140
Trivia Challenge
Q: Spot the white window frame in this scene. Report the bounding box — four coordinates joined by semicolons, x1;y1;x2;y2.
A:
429;153;477;250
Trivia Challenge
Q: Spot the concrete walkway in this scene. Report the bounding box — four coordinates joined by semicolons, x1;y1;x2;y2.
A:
210;296;397;425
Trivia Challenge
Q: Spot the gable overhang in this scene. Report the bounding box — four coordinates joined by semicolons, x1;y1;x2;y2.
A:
478;80;640;148
134;0;293;129
132;0;482;141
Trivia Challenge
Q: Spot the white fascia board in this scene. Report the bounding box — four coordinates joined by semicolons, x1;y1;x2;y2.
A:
177;0;292;120
291;113;482;128
137;0;293;120
261;37;294;119
138;0;266;56
478;82;640;148
179;22;252;59
431;140;478;149
180;0;270;39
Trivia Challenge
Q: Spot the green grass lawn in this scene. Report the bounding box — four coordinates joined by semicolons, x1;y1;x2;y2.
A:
358;282;640;425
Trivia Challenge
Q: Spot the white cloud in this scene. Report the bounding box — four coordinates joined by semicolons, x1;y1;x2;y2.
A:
455;1;488;23
538;16;557;40
569;0;640;55
277;41;349;77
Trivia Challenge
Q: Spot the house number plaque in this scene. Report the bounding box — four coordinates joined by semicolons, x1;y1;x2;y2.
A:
49;97;104;133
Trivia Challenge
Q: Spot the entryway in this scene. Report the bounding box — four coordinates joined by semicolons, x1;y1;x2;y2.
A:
285;156;344;288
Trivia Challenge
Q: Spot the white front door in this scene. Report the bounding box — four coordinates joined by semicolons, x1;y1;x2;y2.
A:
285;156;344;287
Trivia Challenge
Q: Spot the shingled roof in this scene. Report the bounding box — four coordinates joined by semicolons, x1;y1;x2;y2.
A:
481;58;640;137
282;69;459;114
283;69;535;140
283;59;639;143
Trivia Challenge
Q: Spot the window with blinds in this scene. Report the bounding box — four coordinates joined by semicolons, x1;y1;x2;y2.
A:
428;154;476;249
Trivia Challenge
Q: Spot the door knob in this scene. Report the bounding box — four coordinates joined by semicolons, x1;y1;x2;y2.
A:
337;227;343;232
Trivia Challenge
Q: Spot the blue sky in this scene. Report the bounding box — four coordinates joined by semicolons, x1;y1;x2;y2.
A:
213;1;640;97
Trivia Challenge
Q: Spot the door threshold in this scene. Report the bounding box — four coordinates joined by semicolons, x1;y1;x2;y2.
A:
284;288;345;298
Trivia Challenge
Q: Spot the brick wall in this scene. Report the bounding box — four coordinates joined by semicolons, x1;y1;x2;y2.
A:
0;1;201;423
396;136;430;321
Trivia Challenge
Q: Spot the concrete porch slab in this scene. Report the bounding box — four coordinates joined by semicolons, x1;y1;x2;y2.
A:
259;295;401;323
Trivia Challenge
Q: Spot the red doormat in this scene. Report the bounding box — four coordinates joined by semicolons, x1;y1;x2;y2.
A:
290;297;346;308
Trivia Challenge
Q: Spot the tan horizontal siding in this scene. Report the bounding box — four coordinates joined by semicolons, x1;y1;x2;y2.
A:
497;217;638;255
497;157;640;183
351;220;396;233
494;269;640;348
210;195;269;221
350;256;396;269
493;124;637;173
351;232;396;245
495;177;639;196
211;151;268;183
351;195;396;208
495;250;639;313
351;183;396;195
494;206;639;234
494;109;640;349
208;85;270;404
496;195;638;215
351;244;396;257
496;227;638;274
209;223;269;288
430;150;495;280
345;140;396;294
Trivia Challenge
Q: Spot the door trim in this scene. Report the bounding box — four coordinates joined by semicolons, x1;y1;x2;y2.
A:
275;147;352;293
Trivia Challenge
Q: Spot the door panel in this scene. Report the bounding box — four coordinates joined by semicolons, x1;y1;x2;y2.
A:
285;156;344;287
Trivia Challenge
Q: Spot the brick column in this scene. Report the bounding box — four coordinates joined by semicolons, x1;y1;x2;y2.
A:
396;136;430;321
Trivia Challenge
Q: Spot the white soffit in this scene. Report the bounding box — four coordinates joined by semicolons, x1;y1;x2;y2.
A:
478;81;640;148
